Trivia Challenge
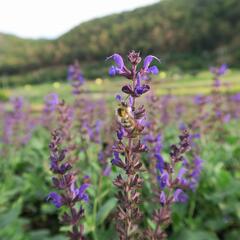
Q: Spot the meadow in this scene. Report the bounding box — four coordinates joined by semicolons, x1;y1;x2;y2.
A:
0;54;239;240
1;69;240;104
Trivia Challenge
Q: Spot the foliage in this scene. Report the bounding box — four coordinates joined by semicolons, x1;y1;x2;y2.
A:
1;0;240;85
0;59;240;239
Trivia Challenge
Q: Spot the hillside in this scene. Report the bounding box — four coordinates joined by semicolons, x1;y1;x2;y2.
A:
59;0;240;67
0;0;240;85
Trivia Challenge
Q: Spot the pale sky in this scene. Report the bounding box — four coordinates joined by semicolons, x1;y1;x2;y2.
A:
0;0;159;39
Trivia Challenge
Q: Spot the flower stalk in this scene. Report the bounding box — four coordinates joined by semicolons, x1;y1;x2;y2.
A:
108;51;159;239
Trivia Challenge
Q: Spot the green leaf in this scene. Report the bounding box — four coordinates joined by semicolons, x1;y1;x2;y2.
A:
96;198;117;224
171;229;219;240
0;198;23;228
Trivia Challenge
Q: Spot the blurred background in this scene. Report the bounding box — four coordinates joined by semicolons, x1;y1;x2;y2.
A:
0;0;240;239
0;0;239;89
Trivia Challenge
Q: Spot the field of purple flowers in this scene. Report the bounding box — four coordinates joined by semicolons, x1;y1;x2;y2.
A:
0;51;240;240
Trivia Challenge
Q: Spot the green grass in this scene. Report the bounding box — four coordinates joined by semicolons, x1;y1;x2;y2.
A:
1;68;240;240
1;69;239;108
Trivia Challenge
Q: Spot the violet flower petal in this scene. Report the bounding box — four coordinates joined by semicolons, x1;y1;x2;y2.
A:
47;192;63;208
147;65;159;75
173;189;188;203
160;191;166;205
107;53;124;69
143;55;160;71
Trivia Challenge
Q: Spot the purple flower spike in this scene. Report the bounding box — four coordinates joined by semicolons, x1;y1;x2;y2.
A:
48;128;89;238
173;189;188;203
189;156;203;191
11;96;24;110
47;192;63;208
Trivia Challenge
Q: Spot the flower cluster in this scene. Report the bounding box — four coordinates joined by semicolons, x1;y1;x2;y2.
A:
210;64;228;87
146;129;191;239
47;128;89;240
210;64;231;133
41;93;59;129
2;97;35;149
68;61;85;95
143;93;163;185
68;62;104;163
108;51;159;239
185;155;203;191
108;53;159;98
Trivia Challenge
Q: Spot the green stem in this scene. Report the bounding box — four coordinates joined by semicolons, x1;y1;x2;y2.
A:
92;174;102;240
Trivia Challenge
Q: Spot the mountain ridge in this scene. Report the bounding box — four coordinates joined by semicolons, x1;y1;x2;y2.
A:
0;0;239;85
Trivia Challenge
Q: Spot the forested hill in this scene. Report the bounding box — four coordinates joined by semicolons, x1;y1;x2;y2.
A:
1;0;240;83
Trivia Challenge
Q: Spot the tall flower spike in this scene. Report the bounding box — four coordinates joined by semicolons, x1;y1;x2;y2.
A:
47;125;89;239
108;51;160;239
147;129;191;239
67;61;85;95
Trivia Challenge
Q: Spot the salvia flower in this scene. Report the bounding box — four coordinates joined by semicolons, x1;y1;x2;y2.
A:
47;127;89;239
41;93;59;129
2;97;35;149
108;51;159;239
143;55;160;74
107;54;125;76
67;61;85;95
147;130;191;239
47;192;63;208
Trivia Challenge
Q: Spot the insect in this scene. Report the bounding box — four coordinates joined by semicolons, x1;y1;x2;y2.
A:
116;102;144;137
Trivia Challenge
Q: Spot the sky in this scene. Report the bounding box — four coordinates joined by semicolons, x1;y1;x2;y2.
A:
0;0;159;39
